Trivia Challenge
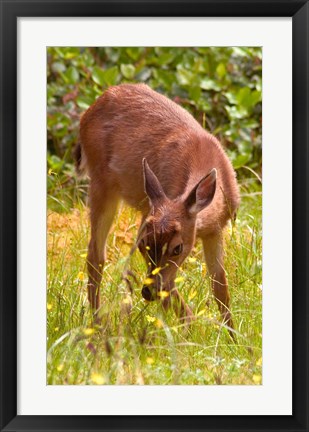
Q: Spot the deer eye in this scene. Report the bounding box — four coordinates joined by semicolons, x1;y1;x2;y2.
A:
173;244;183;256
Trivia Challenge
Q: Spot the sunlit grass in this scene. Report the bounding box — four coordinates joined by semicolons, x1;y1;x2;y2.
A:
47;177;262;385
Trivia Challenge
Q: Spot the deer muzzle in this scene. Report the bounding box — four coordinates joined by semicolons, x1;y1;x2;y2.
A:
141;285;157;301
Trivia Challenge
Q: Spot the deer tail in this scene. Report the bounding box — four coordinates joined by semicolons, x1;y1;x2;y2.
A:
73;140;88;177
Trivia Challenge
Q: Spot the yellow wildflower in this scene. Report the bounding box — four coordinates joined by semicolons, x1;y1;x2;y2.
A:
188;257;197;263
80;253;87;258
188;289;197;300
143;277;154;285
174;276;184;283
57;364;64;372
157;291;169;299
155;318;163;328
145;245;150;250
146;357;154;365
91;373;105;385
256;357;262;367
151;267;161;275
253;374;262;384
83;328;95;336
77;271;85;281
146;315;156;323
47;303;53;311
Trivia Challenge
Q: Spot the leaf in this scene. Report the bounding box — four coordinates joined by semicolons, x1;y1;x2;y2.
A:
102;66;119;86
105;47;120;63
216;63;226;79
92;66;119;87
176;66;195;86
232;47;250;57
54;47;80;59
200;77;220;91
120;64;136;79
224;91;238;105
154;48;176;66
51;62;66;74
126;47;143;61
236;87;262;110
92;66;106;86
153;69;174;89
62;48;80;59
135;67;152;81
188;86;201;103
225;105;248;120
232;153;251;169
238;141;253;154
76;95;95;110
239;119;259;129
250;90;262;107
65;66;79;84
236;87;251;106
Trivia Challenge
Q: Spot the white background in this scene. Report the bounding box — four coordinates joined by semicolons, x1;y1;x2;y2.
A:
18;18;292;415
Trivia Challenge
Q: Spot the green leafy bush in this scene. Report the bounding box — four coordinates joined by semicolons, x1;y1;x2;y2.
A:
47;47;262;210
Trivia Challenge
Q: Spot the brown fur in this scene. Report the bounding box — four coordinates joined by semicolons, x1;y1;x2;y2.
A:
77;83;240;333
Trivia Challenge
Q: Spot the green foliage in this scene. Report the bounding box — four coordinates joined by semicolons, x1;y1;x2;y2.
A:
47;47;261;209
47;154;87;212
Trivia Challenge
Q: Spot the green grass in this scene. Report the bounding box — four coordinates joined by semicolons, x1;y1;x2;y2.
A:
47;176;262;385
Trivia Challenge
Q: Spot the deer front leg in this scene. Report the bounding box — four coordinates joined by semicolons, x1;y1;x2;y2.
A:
87;236;104;313
202;232;235;339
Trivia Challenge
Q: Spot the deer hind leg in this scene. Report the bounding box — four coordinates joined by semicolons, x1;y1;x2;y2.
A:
202;232;235;338
87;184;118;317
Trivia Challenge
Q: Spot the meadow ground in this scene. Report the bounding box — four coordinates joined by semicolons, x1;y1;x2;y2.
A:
47;176;262;385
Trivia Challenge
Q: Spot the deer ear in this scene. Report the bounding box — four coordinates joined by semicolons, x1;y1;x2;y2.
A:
185;168;217;215
142;158;167;206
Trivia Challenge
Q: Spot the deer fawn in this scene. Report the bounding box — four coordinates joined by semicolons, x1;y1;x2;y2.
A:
75;83;240;334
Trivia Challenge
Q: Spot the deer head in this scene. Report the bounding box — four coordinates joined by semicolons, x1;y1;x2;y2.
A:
138;158;217;301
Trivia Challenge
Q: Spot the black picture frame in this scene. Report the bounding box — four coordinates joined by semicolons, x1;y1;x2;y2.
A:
0;1;308;431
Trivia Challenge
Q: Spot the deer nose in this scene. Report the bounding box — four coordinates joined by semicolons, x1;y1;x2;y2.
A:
142;285;156;301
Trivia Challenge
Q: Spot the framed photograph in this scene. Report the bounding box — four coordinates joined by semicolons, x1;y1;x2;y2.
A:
1;1;308;431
